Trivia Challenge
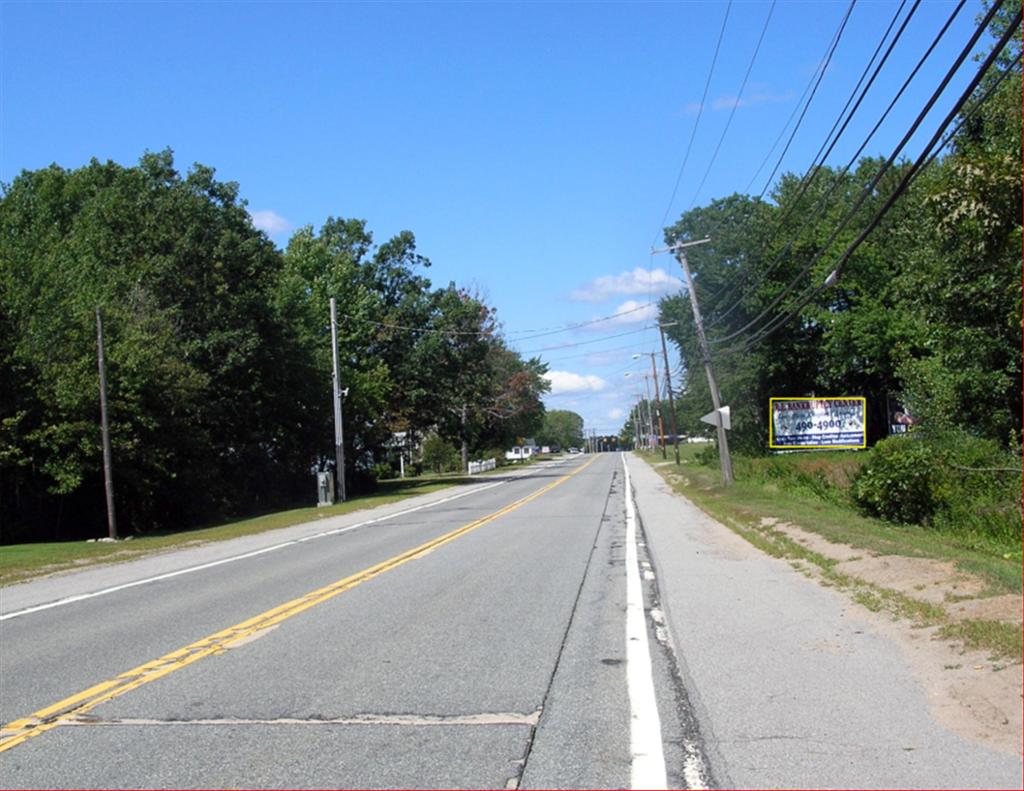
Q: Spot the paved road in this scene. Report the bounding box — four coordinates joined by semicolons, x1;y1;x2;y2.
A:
1;453;1019;789
1;454;699;789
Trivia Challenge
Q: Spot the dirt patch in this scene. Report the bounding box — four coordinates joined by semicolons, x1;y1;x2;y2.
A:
762;518;864;562
836;555;987;605
757;518;1023;755
855;616;1023;756
947;595;1023;624
761;517;1022;624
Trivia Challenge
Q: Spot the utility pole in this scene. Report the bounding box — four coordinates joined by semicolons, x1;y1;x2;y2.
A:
646;352;667;460
659;323;681;465
329;298;347;502
460;403;469;473
642;374;656;451
95;309;117;540
655;238;734;485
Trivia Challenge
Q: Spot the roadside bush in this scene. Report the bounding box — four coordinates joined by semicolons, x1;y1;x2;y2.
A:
371;462;395;481
481;447;508;467
852;431;1022;547
851;437;941;524
737;452;863;507
422;437;459;474
694;444;719;467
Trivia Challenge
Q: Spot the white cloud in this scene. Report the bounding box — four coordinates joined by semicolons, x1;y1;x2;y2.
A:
711;90;795;111
606;300;660;326
249;209;293;236
544;370;608;394
608;408;625;420
571;268;682;304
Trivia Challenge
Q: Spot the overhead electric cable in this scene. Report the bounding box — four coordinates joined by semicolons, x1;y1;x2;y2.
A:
704;0;932;325
683;0;778;210
342;301;656;342
540;341;656;365
754;0;857;201
653;1;733;247
715;6;1019;358
706;0;985;346
519;326;655;355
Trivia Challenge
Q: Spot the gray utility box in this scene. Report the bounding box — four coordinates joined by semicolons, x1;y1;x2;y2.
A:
317;471;335;506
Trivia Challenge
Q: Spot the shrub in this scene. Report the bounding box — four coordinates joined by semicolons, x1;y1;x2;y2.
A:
852;431;1022;546
422;437;459;474
738;452;864;506
481;447;508;467
851;437;942;524
371;462;395;481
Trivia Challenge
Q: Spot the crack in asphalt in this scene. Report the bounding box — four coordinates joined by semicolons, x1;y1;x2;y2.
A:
510;468;621;790
64;711;543;727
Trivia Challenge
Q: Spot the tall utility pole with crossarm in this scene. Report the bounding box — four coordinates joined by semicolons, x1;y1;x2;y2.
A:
653;238;734;485
658;322;681;465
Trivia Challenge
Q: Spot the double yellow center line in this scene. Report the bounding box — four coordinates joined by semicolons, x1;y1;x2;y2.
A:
0;456;598;753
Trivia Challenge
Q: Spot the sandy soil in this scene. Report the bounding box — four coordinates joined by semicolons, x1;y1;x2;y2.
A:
759;517;1023;756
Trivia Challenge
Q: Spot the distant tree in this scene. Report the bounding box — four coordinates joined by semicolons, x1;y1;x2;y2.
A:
538;410;584;449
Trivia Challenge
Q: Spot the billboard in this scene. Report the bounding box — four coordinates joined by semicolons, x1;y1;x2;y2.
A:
769;397;866;449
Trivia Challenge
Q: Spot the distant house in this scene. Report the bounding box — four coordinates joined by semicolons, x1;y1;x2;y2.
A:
505;438;540;461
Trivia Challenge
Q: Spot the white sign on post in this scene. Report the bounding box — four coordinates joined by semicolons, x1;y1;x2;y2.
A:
700;406;731;430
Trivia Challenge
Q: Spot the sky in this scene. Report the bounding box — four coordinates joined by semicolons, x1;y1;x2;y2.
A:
0;0;993;435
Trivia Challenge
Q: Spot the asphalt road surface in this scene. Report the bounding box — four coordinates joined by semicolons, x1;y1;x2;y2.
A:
0;454;704;789
1;453;1019;789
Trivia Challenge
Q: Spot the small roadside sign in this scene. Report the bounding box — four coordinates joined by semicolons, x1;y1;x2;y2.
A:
700;406;731;430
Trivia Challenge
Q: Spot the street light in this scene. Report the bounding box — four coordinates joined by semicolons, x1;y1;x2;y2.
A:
632;352;666;459
625;372;655;451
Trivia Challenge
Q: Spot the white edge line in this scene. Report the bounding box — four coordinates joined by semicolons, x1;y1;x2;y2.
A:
621;452;668;790
1;463;567;621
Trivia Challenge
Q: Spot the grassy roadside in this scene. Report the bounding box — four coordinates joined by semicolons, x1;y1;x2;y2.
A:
636;447;1022;661
0;473;495;587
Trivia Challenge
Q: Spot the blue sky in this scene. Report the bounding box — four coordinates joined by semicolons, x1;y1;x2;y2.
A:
1;1;989;434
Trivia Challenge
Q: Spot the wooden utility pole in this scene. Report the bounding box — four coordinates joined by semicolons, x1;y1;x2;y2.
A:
670;239;734;485
646;352;667;460
96;309;118;540
659;324;681;465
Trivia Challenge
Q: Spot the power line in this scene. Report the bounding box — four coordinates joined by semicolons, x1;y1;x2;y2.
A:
741;0;876;195
703;0;932;327
653;0;732;247
540;340;659;365
684;0;778;211
753;0;857;201
518;326;656;355
341;301;656;342
715;5;1019;358
707;0;992;348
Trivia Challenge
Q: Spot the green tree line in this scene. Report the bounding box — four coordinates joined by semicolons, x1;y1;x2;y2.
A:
658;7;1020;455
648;6;1021;547
0;151;547;542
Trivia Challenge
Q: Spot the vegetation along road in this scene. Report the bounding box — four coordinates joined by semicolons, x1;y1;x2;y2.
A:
1;453;1019;788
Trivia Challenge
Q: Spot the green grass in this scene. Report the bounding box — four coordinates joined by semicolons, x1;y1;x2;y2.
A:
0;475;479;586
649;446;1021;594
639;446;1022;661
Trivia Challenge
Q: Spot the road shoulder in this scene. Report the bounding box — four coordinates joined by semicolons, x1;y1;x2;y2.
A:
625;452;1022;789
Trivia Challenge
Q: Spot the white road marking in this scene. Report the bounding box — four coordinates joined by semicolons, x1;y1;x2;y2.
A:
621;453;668;790
682;740;708;790
0;464;565;621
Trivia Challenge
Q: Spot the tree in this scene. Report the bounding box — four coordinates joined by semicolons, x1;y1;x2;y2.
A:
538;410;584;450
0;150;313;539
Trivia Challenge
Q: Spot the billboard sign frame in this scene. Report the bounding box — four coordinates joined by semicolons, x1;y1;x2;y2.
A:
769;397;867;450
